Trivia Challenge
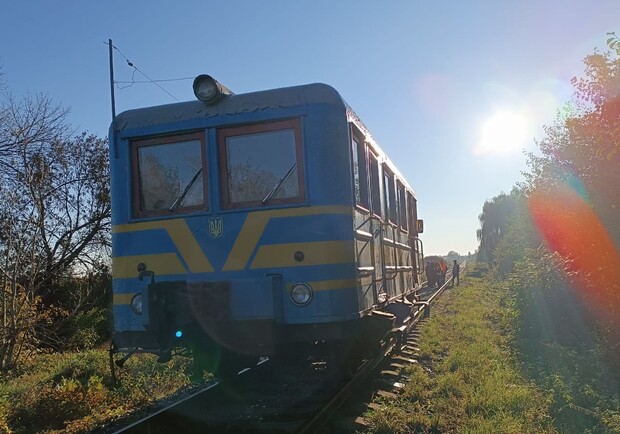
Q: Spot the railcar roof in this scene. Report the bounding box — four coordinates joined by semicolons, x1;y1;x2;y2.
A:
112;82;416;196
113;83;345;132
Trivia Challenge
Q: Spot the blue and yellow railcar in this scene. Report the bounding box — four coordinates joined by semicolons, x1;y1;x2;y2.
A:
110;76;424;371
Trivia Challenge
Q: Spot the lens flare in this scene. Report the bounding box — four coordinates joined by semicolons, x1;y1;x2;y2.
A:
528;181;620;325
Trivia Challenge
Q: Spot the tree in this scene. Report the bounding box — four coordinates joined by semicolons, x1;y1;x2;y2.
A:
445;250;461;263
522;37;620;327
0;88;110;370
475;36;620;430
525;36;620;244
476;189;522;264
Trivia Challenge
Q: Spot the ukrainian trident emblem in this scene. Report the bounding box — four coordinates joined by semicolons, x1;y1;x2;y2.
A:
208;217;224;238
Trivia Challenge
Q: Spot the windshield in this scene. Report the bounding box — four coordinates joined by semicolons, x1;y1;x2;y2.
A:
133;133;206;216
219;119;304;208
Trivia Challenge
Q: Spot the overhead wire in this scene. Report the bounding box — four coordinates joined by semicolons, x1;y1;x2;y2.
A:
104;41;182;102
115;77;194;84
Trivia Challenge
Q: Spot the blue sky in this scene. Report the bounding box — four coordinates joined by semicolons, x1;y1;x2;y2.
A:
2;1;618;255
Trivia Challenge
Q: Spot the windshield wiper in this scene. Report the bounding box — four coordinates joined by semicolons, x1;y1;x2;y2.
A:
169;168;202;212
262;162;297;205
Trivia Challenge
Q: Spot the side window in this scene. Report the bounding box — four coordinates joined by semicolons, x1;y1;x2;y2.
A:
397;181;408;230
351;130;369;209
132;132;206;217
219;119;304;208
383;167;397;224
407;191;418;234
368;152;382;217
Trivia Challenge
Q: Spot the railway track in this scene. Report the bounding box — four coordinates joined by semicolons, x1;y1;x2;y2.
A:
102;265;464;434
298;266;464;433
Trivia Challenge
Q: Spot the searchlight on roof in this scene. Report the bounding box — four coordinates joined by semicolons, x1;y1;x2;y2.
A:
192;74;233;105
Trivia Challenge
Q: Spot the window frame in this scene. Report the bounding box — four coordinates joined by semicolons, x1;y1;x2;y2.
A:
397;181;408;231
131;131;207;218
407;191;418;235
383;165;397;225
217;118;305;210
350;126;369;210
368;151;382;218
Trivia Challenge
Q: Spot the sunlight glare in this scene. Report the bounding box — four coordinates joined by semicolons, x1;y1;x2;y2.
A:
475;110;529;156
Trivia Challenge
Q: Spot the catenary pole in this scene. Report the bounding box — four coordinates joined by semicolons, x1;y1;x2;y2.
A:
108;39;118;158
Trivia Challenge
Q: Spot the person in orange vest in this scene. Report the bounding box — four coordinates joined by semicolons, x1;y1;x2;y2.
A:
439;259;447;286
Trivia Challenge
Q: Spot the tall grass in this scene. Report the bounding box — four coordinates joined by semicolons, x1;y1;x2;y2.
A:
365;274;555;433
0;349;194;433
503;255;620;433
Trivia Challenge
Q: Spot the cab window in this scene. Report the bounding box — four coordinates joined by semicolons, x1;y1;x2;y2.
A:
218;119;304;209
131;132;206;217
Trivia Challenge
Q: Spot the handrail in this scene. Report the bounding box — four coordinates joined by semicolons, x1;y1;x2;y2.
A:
355;213;421;302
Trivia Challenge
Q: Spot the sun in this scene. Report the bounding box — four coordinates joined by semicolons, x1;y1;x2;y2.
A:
475;110;529;156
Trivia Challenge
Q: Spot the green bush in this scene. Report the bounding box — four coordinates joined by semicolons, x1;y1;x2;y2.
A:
65;307;110;350
0;349;195;433
494;248;620;433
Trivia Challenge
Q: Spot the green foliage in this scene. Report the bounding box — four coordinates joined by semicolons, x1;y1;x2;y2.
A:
65;307;110;350
524;37;620;249
500;254;620;433
365;277;554;433
0;85;111;371
0;349;196;433
476;188;524;265
475;34;620;431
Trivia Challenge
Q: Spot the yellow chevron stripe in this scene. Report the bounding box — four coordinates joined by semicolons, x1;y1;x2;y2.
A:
113;293;136;305
250;240;354;269
113;220;167;233
224;206;351;271
113;253;186;278
113;219;213;273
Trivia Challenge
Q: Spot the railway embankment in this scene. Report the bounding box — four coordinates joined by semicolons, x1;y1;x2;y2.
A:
363;270;555;433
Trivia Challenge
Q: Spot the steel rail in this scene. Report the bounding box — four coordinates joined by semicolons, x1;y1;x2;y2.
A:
110;381;221;433
295;261;466;433
294;344;393;434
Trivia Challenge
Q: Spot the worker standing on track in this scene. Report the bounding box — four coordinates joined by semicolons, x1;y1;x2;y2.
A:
426;261;435;288
439;259;447;286
451;260;460;286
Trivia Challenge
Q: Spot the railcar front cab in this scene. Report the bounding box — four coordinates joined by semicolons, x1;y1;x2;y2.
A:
109;75;425;375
